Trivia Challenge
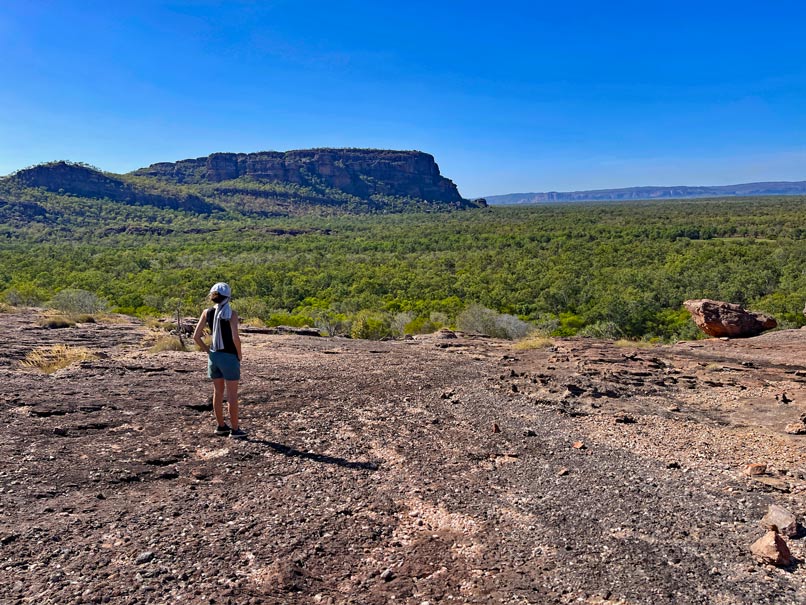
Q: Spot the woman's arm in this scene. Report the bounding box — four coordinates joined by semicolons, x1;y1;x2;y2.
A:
192;309;210;353
231;311;242;361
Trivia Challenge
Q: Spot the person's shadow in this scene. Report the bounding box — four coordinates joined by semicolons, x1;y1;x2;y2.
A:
249;438;380;471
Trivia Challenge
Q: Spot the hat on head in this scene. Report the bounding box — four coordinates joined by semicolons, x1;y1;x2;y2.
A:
209;282;231;298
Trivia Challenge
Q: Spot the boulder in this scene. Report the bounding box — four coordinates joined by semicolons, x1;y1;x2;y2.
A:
760;504;798;538
784;414;806;435
683;299;777;338
785;423;806;435
750;531;793;566
743;463;767;476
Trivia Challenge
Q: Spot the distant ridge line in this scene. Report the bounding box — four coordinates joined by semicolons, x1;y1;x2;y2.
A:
485;180;806;204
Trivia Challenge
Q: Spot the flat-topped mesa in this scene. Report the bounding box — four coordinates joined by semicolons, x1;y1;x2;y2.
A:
133;148;467;204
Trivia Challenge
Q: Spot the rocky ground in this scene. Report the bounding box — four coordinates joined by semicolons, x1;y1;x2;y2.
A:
1;309;805;604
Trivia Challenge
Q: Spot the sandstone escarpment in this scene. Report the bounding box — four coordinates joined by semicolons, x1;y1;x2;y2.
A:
134;148;472;204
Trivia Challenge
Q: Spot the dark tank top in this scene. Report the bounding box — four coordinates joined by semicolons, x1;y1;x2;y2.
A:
206;307;238;355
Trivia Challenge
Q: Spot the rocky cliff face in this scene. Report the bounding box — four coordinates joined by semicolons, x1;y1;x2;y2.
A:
134;148;468;204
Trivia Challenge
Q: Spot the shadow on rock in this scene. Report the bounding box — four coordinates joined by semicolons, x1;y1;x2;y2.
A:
250;439;380;471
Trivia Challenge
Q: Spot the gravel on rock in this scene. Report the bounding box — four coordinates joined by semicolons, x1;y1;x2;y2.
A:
0;309;804;604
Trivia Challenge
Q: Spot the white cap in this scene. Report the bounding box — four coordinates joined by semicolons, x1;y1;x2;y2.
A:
209;282;231;298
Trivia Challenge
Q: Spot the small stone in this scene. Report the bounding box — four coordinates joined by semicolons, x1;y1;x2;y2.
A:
750;531;793;566
52;427;68;436
743;463;767;476
784;422;806;435
572;441;585;449
523;429;537;437
614;414;637;424
666;461;681;469
380;568;395;582
760;504;798;538
492;423;500;433
557;467;570;476
135;551;155;565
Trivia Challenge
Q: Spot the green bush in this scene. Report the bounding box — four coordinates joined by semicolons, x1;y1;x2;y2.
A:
266;311;315;328
553;312;586;337
350;311;392;340
3;285;49;307
456;304;533;339
577;321;623;339
49;289;108;314
403;312;448;335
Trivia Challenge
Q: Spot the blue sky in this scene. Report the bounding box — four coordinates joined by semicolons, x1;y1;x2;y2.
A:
2;1;805;197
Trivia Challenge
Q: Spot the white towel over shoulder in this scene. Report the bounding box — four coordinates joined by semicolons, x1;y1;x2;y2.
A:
211;299;232;352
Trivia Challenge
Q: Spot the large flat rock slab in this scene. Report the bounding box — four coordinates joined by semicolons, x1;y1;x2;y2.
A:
0;310;804;604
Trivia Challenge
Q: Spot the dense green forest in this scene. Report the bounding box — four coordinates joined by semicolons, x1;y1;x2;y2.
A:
1;195;804;340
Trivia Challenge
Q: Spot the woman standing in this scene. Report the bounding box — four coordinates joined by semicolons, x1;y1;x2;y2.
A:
193;282;245;438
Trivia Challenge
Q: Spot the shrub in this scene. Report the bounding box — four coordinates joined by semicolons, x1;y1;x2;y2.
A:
240;316;266;328
577;321;623;339
149;336;187;353
391;311;415;337
456;304;533;339
403;312;449;336
514;335;554;350
236;296;269;323
0;302;14;313
266;311;315;328
49;289;108;314
531;314;560;335
553;312;586;337
350;311;392;340
20;344;96;373
72;314;97;324
313;309;350;337
3;286;48;307
38;316;76;329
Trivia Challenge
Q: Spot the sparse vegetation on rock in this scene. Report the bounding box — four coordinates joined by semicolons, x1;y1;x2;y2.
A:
2;310;805;602
20;343;96;373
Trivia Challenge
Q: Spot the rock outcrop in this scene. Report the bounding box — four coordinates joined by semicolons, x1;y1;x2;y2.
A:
133;148;470;204
750;531;793;566
4;310;806;602
3;150;485;216
683;299;777;338
9;162;215;213
760;504;799;538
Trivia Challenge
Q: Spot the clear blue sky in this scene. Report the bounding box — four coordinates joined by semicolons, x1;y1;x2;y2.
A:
2;1;806;198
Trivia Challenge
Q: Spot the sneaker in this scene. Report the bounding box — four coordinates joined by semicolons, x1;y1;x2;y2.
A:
229;428;247;439
214;424;231;436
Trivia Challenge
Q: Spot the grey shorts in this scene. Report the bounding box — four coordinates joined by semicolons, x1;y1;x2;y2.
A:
208;351;240;381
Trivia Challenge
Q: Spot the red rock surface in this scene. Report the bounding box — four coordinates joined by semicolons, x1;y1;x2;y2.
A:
683;299;777;338
1;309;805;604
750;531;794;566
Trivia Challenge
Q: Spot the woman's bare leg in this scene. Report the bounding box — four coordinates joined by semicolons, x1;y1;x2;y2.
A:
226;380;239;429
212;378;226;426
